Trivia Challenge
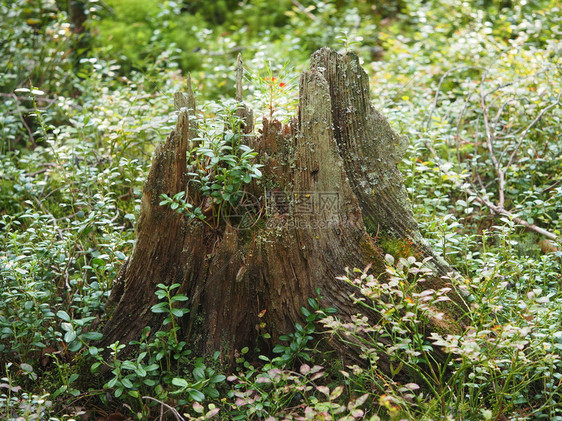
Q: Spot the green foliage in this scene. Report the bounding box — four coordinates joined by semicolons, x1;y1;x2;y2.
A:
272;297;336;365
0;1;77;94
1;0;561;419
323;256;562;419
85;283;226;418
160;101;263;227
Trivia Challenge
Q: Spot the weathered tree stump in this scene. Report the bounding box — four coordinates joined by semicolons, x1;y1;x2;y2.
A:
101;48;462;371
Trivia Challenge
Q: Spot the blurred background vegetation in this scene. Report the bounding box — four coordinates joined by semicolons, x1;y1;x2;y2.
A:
0;0;561;419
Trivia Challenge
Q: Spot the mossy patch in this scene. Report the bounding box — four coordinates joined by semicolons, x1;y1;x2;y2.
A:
378;236;422;261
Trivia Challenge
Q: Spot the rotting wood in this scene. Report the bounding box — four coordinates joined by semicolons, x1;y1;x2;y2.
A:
101;48;465;372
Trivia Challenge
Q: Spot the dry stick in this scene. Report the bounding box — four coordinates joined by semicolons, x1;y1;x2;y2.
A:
423;140;559;241
454;90;477;175
236;53;243;102
11;93;36;146
30;195;72;289
435;60;559;235
473;117;486;192
480;89;561;219
425;65;482;131
141;396;185;421
480;77;505;208
491;96;518;142
26;163;56;177
291;0;317;20
504;91;561;170
206;46;244;56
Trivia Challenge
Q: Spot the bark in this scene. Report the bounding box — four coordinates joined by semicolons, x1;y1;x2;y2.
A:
67;0;89;67
101;48;463;370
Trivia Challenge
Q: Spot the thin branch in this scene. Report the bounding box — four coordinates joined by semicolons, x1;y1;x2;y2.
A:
454;91;476;174
491;96;516;137
425;65;482;131
291;0;317;20
30;195;71;289
424;140;559;241
27;162;56;177
505;91;561;170
186;73;197;115
205;46;244;56
12;93;36;146
480;80;505;208
141;396;185;421
236;54;244;102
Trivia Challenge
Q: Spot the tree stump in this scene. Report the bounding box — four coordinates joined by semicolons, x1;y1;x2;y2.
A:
101;48;462;371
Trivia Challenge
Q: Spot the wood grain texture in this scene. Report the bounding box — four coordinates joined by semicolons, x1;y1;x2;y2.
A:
101;48;462;370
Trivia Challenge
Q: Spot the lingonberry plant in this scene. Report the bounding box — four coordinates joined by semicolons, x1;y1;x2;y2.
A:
1;0;560;419
159;101;263;228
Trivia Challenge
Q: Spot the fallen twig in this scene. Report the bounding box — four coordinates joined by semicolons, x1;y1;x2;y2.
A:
423;140;559;241
291;0;317;20
142;396;185;421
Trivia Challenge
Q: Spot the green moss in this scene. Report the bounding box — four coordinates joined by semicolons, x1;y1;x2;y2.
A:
358;235;384;269
378;236;420;260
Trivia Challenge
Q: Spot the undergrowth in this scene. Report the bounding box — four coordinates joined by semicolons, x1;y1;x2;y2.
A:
1;0;561;419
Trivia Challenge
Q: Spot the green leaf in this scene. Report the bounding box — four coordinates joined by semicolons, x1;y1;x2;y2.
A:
188;389;205;402
64;330;77;343
206;388;220;399
145;364;160;372
307;298;319;310
52;385;66;399
115;251;126;260
92;257;105;267
68;340;82;352
56;310;71;322
82;332;103;341
155;289;167;299
193;366;205;380
272;345;286;353
172;377;189;388
330;385;343;400
20;363;33;373
151;302;168;313
121;361;136;370
305;314;317;322
121;378;134;389
171;308;186;317
210;374;226;384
